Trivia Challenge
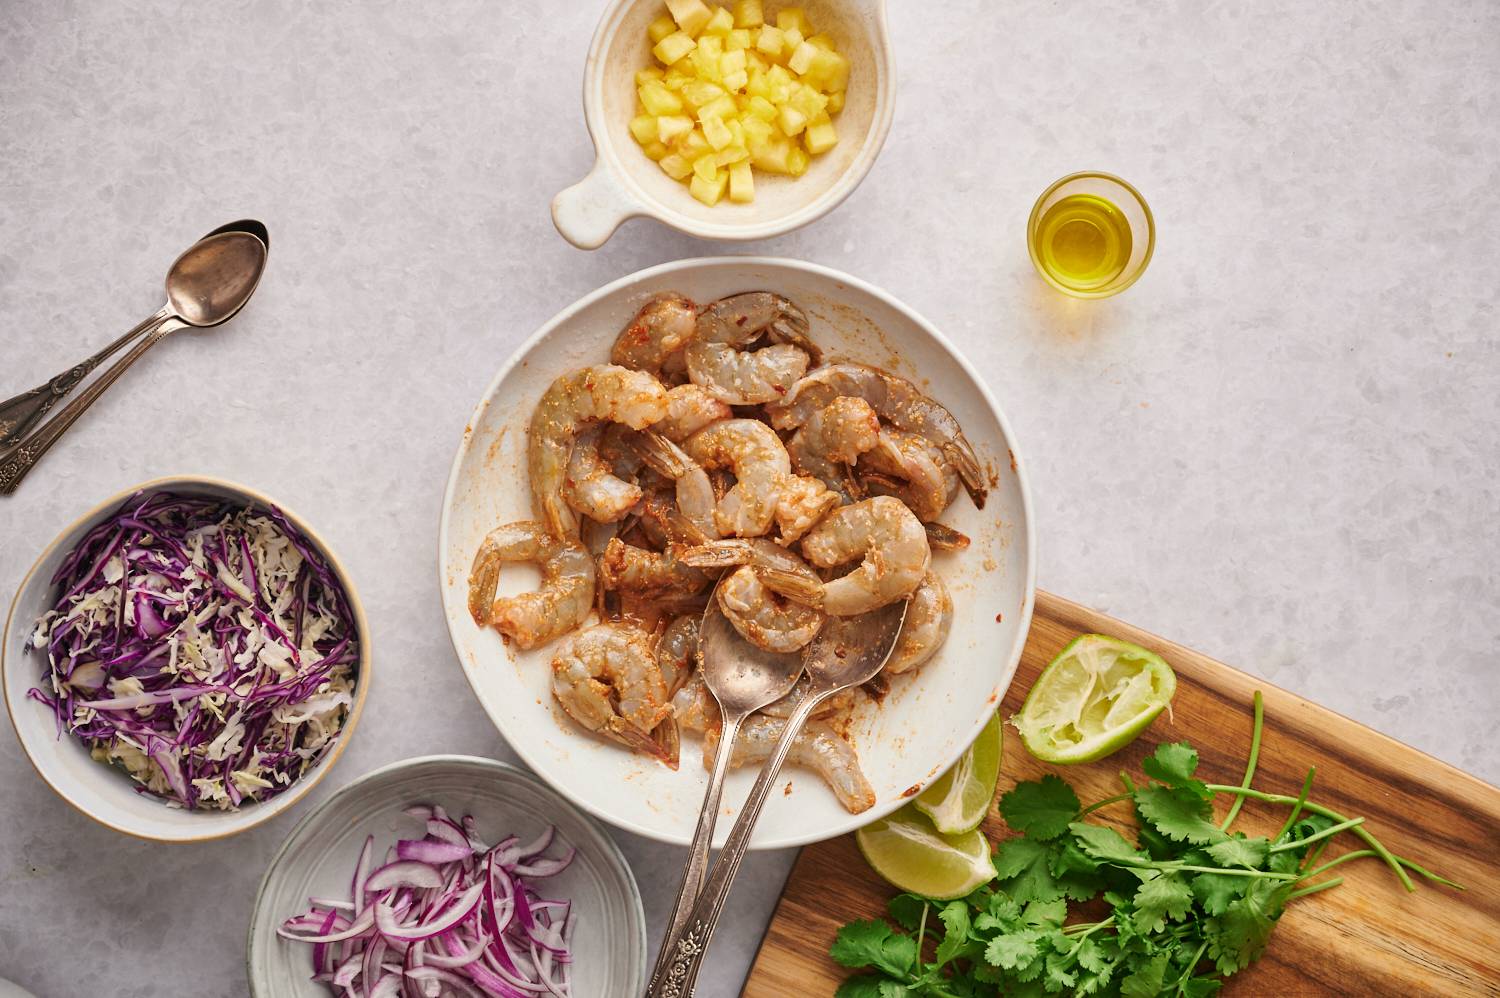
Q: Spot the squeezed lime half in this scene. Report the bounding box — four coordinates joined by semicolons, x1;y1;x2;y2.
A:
915;710;1002;834
855;804;996;900
1014;634;1176;764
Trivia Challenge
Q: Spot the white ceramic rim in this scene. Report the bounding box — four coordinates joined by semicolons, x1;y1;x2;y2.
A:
568;0;895;243
1;474;373;842
244;754;648;995
438;255;1037;848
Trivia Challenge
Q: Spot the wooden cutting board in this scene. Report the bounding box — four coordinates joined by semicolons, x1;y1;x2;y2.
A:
745;591;1500;996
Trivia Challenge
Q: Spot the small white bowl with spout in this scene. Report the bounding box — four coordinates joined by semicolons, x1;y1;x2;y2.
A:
552;0;895;248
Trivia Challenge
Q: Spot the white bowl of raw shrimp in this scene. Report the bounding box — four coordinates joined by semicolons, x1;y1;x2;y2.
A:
439;257;1034;850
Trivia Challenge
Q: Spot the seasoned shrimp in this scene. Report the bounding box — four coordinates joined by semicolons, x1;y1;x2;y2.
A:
787;396;881;497
551;623;675;765
598;537;711;599
656;615;700;696
564;425;642;524
859;428;959;522
885;570;952;675
774;473;841;544
684;419;791;537
757;674;857;721
610;293;698;377
685;292;814;404
703;716;876;814
680;538;825;652
628;430;720;542
529;364;669;539
764;496;930;614
654;384;732;442
768;363;987;508
468;522;595;649
672;673;718;733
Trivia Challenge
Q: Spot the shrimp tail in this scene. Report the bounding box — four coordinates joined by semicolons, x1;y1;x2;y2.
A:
943;441;988;509
613;720;678;768
924;521;971;551
629;429;690;479
651;717;681;771
678;539;754;569
467;549;501;626
757;567;825;607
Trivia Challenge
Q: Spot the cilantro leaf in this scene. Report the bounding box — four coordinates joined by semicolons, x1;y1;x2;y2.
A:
834;975;889;998
933;900;972;967
1131;872;1195;932
1068;821;1144;863
984;929;1044;971
831;919;917;978
1190;871;1247;916
1022;898;1068;929
1205;881;1286;975
993;837;1065;904
1118;952;1169;998
886;893;926;932
1141;742;1209;798
1000;776;1081;841
1134;785;1227;845
1205;835;1270;869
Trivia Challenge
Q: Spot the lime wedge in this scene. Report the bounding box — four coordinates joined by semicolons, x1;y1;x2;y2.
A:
1014;634;1176;764
915;710;1002;834
855;804;996;900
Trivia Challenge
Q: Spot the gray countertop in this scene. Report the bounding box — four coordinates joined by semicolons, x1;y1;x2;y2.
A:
1;1;1496;996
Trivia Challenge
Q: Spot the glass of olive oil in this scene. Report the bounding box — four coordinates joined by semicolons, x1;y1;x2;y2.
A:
1027;172;1155;298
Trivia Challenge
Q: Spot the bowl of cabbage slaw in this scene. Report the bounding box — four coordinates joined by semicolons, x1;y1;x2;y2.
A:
1;474;371;841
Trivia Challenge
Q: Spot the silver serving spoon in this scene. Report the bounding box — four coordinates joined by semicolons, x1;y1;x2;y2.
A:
0;227;268;494
649;599;908;998
0;220;268;451
647;587;806;993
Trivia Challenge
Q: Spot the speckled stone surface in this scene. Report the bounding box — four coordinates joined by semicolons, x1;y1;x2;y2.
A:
1;2;1497;996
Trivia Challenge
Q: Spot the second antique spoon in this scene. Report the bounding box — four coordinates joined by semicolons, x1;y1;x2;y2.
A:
0;228;268;494
647;588;806;993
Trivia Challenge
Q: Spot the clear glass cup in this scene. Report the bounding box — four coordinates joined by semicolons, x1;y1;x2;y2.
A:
1027;172;1155;299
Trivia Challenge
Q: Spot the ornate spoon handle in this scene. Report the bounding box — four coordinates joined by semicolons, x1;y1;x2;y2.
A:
0;307;168;450
647;711;746;992
0;317;177;495
648;693;828;998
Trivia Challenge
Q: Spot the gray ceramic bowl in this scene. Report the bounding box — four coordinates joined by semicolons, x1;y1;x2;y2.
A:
246;755;647;997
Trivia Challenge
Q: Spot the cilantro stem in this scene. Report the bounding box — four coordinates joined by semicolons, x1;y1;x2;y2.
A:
1272;766;1315;842
1202;785;1415;891
1153;863;1299;880
1219;691;1264;830
1063;916;1114;943
1298;849;1377;881
1396;857;1464;889
1173;940;1210;994
1076;791;1135;818
1268;816;1364;853
1286;877;1344;901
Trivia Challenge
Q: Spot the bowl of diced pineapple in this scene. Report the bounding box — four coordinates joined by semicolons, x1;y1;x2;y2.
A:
552;0;893;248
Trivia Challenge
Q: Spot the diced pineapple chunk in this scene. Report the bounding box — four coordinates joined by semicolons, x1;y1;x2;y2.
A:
698;94;738;120
733;0;764;28
637;67;665;85
787;146;809;176
696;34;724;59
720;49;747;74
782;27;804;52
629;115;658;144
746;94;777;120
690;172;728;205
775;7;811;34
715;144;749;166
744;50;769;73
663;68;694;89
787;41;818;75
805;49;850;92
702;115;734;150
806;33;835;51
728;161;754;202
703;5;734;35
755;25;784;57
642;140;671;161
653;31;696;66
659;153;694;180
666;0;713;36
751;136;794;173
788;83;827;119
657;115;695;142
802;114;837;154
722;69;748;91
677;128;712;158
740;114;774;147
680;79;725;109
777;104;808;136
726;28;751;51
692;154;720;182
640;81;684;115
825;90;844;114
648;14;678;44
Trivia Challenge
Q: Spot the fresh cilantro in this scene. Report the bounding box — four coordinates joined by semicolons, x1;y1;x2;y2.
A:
833;689;1456;998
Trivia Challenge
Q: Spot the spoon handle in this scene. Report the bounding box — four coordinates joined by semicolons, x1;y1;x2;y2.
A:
0;307;169;450
647;711;746;992
0;317;177;495
648;694;826;998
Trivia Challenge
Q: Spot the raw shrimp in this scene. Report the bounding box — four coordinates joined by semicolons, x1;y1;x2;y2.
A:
786;396;881;497
858;428;959;522
685;292;815;405
656;615;700;696
564;425;641;524
703;715;876;814
627;430;720;542
598;537;711;599
551;622;675;765
764;496;930;614
756;674;857;721
774;473;841;544
680;538;825;652
768;363;988;508
885;570;952;675
683;419;791;537
654;384;732;442
467;522;595;650
672;673;718;733
610;293;698;376
529;364;669;539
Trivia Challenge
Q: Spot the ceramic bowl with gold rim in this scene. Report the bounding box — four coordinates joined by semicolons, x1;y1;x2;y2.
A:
1;475;371;842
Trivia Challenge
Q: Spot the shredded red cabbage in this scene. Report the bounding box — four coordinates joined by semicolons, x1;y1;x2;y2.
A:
27;490;360;810
279;805;577;997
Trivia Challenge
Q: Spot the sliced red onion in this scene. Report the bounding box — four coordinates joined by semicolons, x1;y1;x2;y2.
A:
365;861;446;893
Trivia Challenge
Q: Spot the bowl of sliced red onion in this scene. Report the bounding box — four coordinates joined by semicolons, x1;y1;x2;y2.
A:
247;754;646;997
1;475;370;841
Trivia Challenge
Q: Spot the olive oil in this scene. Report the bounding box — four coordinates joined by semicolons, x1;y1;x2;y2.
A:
1031;193;1133;293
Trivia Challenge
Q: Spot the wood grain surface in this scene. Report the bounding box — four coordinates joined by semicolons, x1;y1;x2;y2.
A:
745;591;1500;996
